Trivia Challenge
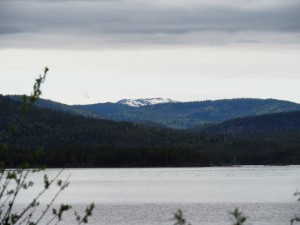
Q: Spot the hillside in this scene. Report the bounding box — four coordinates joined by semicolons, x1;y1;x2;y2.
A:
1;95;198;149
1;95;300;167
0;95;208;166
199;110;300;137
9;96;300;129
75;98;300;129
8;95;107;119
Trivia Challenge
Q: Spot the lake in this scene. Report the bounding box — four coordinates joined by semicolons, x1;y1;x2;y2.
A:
15;166;300;225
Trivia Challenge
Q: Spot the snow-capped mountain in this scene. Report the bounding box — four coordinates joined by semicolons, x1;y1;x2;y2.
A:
117;98;179;107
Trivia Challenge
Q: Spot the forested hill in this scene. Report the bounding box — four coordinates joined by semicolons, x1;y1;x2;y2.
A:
75;98;300;129
8;95;107;119
1;95;300;167
0;95;201;149
199;110;300;137
8;95;300;129
0;95;208;167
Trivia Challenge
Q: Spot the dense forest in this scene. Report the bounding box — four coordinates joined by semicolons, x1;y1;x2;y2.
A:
1;95;300;167
199;110;300;137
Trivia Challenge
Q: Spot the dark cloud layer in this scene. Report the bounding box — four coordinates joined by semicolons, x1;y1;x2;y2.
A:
0;0;299;48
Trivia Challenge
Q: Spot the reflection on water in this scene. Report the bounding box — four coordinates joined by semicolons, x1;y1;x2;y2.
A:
14;166;300;224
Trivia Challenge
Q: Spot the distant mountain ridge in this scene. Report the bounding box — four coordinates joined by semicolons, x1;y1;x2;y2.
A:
117;98;179;107
7;95;300;129
75;98;300;129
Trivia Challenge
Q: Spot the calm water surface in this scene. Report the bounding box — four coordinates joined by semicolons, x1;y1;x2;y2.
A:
16;166;300;225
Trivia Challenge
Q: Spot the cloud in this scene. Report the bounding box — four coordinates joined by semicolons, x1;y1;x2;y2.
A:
0;0;299;48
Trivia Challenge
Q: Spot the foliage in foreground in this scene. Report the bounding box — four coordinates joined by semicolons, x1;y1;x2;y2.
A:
173;192;300;225
172;208;247;225
0;68;94;225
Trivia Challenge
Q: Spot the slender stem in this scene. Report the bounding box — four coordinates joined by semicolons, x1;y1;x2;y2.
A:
0;169;29;224
13;169;64;225
0;174;11;200
34;174;70;225
45;215;57;225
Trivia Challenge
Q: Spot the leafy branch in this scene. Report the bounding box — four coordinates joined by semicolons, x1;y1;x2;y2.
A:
0;67;94;225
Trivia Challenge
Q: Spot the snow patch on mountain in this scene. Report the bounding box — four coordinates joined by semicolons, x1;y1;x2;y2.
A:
117;98;179;107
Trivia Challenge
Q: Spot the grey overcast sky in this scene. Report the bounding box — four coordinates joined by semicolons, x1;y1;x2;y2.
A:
0;0;300;104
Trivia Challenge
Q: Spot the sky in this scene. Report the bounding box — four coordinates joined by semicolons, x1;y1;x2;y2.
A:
0;0;300;104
